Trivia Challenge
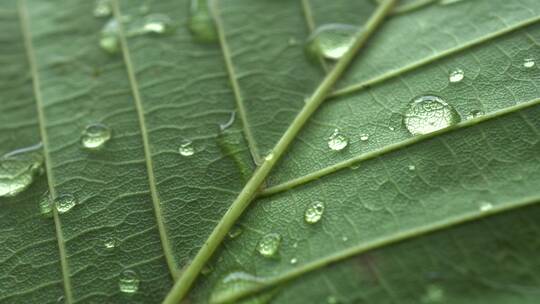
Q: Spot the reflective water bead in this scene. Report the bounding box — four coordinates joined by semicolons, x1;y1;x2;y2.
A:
327;129;348;151
403;95;461;135
81;123;112;150
306;24;358;60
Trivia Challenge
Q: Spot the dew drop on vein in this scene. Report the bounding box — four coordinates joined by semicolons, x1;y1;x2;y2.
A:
304;201;325;224
327;129;348;151
306;24;358;60
188;0;218;42
119;269;139;294
479;201;493;212
403;95;461;135
81;123;112;150
257;233;281;258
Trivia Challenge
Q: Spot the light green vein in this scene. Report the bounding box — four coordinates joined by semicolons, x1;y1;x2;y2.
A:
17;0;73;303
111;0;177;279
331;15;540;98
212;0;263;165
260;97;540;196
390;0;437;15
300;0;329;72
163;1;397;303
213;194;540;303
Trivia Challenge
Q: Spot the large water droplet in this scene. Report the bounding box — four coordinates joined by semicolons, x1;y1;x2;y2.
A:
210;272;272;304
403;95;461;135
39;192;53;218
523;58;535;68
140;14;174;35
93;0;112;18
306;24;358;60
188;0;218;43
81;123;112;150
179;140;195;156
54;194;77;214
0;146;43;198
119;269;139;293
448;68;464;83
257;233;281;258
304;201;325;224
100;19;120;54
327;129;348;151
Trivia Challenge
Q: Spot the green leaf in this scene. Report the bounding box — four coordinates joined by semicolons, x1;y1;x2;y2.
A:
1;0;539;303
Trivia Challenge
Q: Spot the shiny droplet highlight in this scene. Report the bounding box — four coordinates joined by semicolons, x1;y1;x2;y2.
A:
54;194;77;214
179;140;195;156
448;69;464;83
304;201;325;224
81;123;112;150
306;24;358;60
119;270;139;294
141;14;173;34
403;95;461;135
327;129;348;151
257;233;281;258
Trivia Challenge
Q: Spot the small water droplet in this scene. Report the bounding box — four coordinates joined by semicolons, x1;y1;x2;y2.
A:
179;140;195;156
327;129;348;151
327;295;339;304
523;58;535;68
81;123;112;150
448;68;464;83
408;165;416;171
292;242;298;248
54;194;77;214
479;202;493;212
119;269;139;293
141;14;173;34
403;95;461;135
304;201;325;224
264;153;274;161
104;237;118;249
210;272;271;304
306;24;358;60
421;284;445;303
228;225;243;239
188;0;218;42
39;192;53;218
388;126;395;131
0;147;43;198
290;257;298;265
257;233;281;258
466;109;484;119
100;19;120;54
288;37;298;46
341;236;348;242
93;0;112;18
359;133;369;141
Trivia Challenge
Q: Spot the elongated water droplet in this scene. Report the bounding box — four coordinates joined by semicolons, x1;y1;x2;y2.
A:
403;95;461;135
304;201;325;224
523;58;535;68
210;272;273;304
327;129;348;151
119;269;139;293
188;0;218;43
228;225;243;239
81;123;112;150
0;147;43;198
39;192;53;218
100;19;120;54
306;24;358;60
179;140;195;156
93;0;112;18
466;109;484;119
479;202;493;212
55;194;77;214
257;233;281;258
359;133;369;141
448;69;464;83
141;14;173;34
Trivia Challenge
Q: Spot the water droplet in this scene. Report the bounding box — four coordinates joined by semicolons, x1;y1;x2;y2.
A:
210;272;272;304
188;0;218;43
403;95;461;135
306;24;358;60
264;153;274;161
359;133;369;141
523;58;535;68
421;284;444;303
141;14;173;34
448;68;464;83
304;201;325;224
257;233;281;258
290;257;298;265
39;192;53;218
341;236;348;242
288;37;298;46
220;111;236;131
104;237;118;249
479;202;493;212
93;0;112;18
408;165;416;171
388;126;395;131
327;129;348;151
81;123;112;150
466;109;484;119
350;164;360;170
327;296;339;304
228;225;243;239
292;242;298;248
100;19;120;54
54;194;77;214
179;140;195;156
0;148;43;198
119;269;139;293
